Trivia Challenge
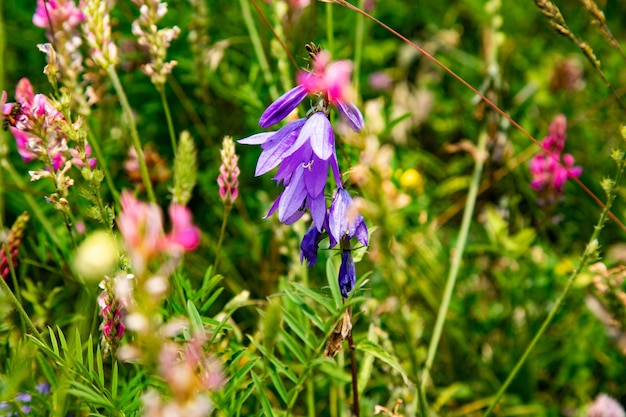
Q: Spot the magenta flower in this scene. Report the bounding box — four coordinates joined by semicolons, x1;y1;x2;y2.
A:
528;114;582;205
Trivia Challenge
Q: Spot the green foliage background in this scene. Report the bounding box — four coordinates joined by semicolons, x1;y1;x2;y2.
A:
1;0;626;416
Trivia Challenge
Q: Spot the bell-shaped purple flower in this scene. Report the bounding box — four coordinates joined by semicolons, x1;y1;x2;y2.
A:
328;188;368;247
301;225;322;266
338;248;356;298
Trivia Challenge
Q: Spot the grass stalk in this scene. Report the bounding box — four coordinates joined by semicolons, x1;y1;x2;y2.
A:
159;86;177;155
106;66;156;203
421;130;488;391
0;253;43;341
240;0;279;100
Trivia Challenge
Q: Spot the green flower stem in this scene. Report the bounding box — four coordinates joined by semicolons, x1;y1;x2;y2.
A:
482;162;623;417
106;66;156;203
87;125;120;204
239;0;279;100
3;161;63;250
421;130;488;391
211;204;232;274
159;86;177;155
0;254;43;341
326;2;335;53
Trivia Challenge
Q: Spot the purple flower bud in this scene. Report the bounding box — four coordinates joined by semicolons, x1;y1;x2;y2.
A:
301;226;322;266
338;246;356;298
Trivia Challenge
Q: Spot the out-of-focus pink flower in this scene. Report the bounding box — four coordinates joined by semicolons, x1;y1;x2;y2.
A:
587;393;625;417
368;71;393;91
33;0;84;35
163;204;201;252
297;50;354;105
117;191;200;274
528;114;582;206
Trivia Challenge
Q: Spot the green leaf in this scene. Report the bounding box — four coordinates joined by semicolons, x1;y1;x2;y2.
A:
111;361;118;402
326;257;342;309
279;330;307;364
74;327;83;366
251;372;274;417
356;341;413;387
187;300;204;336
267;365;288;405
290;282;336;313
283;288;326;330
281;309;316;350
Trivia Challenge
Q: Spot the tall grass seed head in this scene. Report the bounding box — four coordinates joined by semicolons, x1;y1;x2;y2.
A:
171;130;197;206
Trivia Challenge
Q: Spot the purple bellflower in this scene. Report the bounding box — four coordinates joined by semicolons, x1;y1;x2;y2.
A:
239;46;368;298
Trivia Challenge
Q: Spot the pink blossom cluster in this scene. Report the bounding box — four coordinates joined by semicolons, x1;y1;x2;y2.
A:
33;0;84;37
217;136;240;204
528;114;582;205
2;78;96;170
297;50;354;105
117;191;201;275
97;275;127;354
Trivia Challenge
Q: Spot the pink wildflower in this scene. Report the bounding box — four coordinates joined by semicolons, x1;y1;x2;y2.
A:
587;394;625;417
117;191;200;274
528;114;582;205
33;0;84;36
297;50;354;105
163;204;201;252
7;78;96;170
217;136;240;204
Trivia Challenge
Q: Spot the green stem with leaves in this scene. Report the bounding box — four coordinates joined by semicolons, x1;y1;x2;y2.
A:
483;151;625;417
421;130;488;391
106;66;156;203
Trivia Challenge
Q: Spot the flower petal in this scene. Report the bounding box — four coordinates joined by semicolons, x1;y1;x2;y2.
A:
255;119;306;176
329;188;350;243
301;112;334;161
278;167;307;222
259;85;307;128
309;193;327;230
336;100;364;132
238;131;275;145
303;155;328;198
